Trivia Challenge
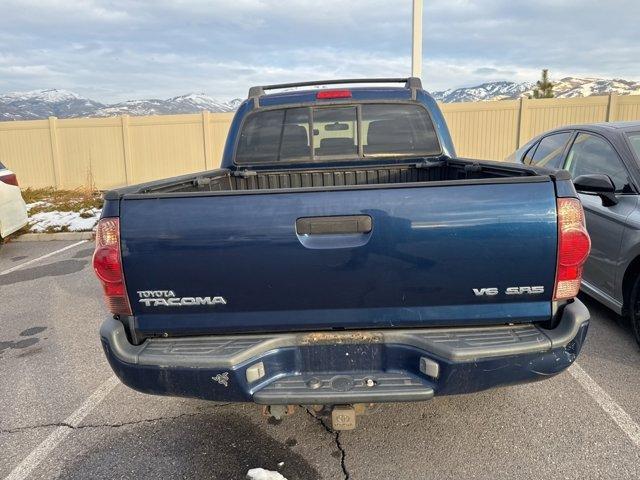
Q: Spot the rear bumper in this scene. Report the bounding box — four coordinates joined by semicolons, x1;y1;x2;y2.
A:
101;299;589;404
0;196;28;238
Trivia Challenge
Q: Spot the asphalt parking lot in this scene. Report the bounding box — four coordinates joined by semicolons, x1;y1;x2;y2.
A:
1;239;640;480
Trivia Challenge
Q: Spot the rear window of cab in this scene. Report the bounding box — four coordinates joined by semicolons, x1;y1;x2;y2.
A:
235;103;441;164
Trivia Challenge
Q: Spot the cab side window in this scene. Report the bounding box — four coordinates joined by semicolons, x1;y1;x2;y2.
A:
529;132;572;169
565;133;630;192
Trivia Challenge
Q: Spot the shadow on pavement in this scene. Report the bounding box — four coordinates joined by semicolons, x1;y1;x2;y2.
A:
58;412;321;480
0;259;88;286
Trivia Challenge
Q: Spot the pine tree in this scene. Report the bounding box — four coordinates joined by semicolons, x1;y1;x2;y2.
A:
532;69;554;99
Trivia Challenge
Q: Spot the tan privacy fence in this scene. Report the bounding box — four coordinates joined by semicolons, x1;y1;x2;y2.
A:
445;94;640;161
0;112;234;189
1;94;639;190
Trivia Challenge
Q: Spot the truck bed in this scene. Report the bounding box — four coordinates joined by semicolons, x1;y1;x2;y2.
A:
107;158;545;198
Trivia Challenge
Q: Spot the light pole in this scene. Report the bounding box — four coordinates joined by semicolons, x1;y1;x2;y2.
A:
411;0;423;79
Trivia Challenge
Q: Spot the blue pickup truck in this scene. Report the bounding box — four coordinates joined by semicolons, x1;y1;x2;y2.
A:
94;78;592;429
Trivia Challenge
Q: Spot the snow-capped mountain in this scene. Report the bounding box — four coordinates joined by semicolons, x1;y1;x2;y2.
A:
432;77;640;103
2;77;639;121
549;77;640;98
0;89;105;121
96;93;242;117
0;89;242;121
432;81;534;103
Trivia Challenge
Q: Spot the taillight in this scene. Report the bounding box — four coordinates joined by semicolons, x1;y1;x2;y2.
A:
0;173;19;186
553;198;591;300
316;89;352;99
93;218;132;315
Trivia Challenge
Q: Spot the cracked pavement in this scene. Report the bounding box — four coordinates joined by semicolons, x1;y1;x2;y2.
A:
0;409;232;435
2;240;640;480
305;408;350;479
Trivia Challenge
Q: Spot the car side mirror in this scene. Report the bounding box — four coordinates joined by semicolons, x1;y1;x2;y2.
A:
573;174;618;206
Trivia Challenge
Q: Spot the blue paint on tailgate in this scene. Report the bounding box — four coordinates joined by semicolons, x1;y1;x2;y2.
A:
120;180;557;336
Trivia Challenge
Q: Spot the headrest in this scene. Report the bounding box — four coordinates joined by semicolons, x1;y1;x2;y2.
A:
367;119;412;146
282;124;308;145
320;138;354;148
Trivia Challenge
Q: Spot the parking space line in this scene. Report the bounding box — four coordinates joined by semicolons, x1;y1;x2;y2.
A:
570;363;640;448
3;376;119;480
0;240;87;276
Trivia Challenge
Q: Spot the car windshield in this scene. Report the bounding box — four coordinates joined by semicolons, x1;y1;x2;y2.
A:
628;133;640;160
235;103;441;164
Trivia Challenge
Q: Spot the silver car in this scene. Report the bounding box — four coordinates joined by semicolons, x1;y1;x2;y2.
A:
508;121;640;346
0;160;28;247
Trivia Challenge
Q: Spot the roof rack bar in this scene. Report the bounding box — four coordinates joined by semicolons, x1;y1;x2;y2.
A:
248;77;422;99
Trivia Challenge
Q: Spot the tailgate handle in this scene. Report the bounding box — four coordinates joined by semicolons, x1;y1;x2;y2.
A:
296;215;372;235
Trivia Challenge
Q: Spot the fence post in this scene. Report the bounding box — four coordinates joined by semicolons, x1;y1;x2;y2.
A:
202;111;213;170
48;116;62;189
515;98;523;148
121;115;133;185
517;97;531;148
606;93;619;122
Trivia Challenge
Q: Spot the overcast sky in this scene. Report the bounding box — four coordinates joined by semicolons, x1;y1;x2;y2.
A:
1;0;639;102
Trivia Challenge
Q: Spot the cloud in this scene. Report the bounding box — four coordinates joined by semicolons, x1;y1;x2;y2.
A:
0;0;638;101
0;65;59;76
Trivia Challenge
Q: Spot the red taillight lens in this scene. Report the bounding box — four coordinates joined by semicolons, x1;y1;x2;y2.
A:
0;173;19;186
316;89;352;99
93;246;123;283
92;218;132;315
553;198;591;300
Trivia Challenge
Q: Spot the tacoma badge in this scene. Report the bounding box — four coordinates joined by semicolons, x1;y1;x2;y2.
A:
137;290;227;307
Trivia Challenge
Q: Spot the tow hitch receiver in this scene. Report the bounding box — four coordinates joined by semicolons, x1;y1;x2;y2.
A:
331;405;357;430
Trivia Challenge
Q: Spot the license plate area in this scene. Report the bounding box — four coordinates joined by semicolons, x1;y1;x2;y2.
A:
298;343;384;372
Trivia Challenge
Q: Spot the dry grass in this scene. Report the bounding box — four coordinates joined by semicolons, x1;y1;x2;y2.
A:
17;186;103;234
22;187;103;215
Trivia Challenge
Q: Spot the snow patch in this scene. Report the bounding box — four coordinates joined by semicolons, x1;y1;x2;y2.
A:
25;201;52;212
246;468;288;480
28;207;102;232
